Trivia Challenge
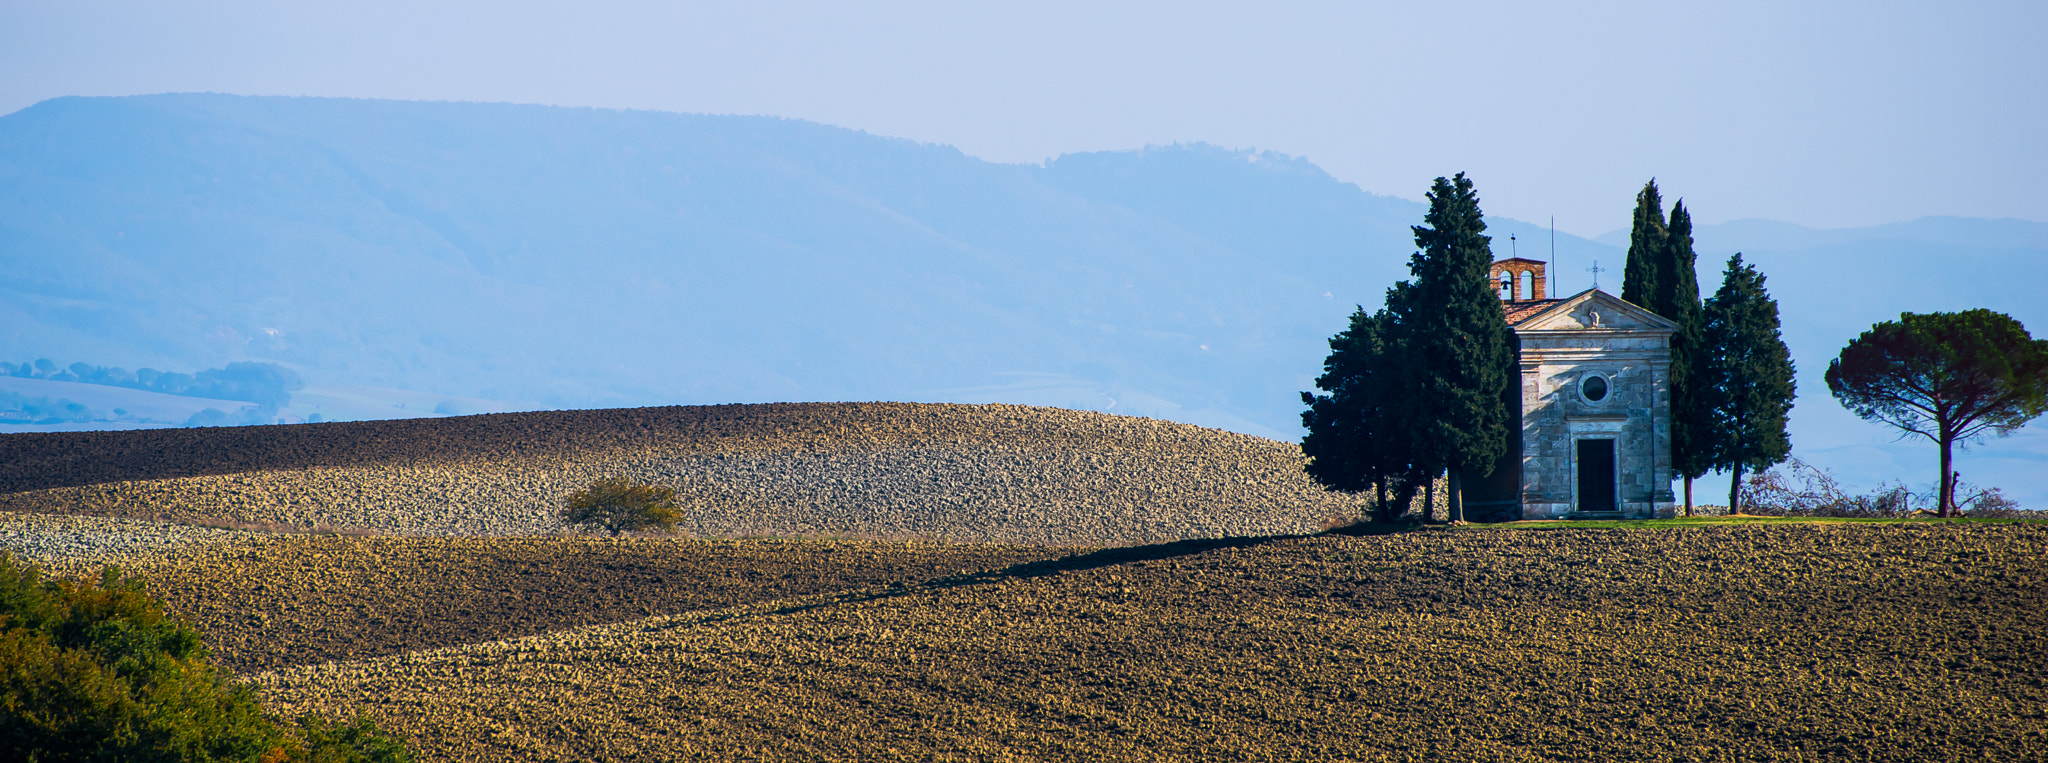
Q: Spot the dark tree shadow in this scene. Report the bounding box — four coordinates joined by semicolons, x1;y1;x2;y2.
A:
1321;518;1426;537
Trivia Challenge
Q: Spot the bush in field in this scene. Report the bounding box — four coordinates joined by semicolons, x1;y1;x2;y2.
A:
1737;457;2032;518
561;478;682;536
0;554;413;763
1738;458;1914;517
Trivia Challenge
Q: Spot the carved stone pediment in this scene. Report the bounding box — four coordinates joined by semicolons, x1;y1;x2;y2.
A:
1513;289;1678;332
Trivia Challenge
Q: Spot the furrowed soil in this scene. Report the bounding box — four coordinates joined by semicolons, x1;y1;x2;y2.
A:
5;404;2043;761
138;535;1062;674
233;523;2045;763
0;402;1361;545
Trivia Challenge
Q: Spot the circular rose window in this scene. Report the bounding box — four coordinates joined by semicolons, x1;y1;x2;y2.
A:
1581;374;1610;402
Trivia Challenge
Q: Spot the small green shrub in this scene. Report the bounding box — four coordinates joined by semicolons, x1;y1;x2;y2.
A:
561;478;682;536
0;554;413;763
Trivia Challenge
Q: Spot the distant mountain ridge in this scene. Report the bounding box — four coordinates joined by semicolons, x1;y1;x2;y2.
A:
2;93;2041;504
0;93;1486;436
1597;216;2048;253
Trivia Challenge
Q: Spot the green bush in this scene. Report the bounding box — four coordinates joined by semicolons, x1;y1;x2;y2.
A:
561;478;682;536
0;554;413;763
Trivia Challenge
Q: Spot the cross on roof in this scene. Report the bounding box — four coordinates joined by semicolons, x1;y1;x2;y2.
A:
1586;260;1606;290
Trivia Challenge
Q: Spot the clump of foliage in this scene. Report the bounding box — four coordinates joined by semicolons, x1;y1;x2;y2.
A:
561;478;683;536
0;554;413;762
1825;309;2048;516
1301;307;1416;524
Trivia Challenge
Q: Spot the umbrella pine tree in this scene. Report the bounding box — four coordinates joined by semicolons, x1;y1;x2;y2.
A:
1825;309;2048;516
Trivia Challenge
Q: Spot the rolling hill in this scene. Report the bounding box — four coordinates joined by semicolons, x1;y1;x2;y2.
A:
1;403;2041;761
0;402;1363;544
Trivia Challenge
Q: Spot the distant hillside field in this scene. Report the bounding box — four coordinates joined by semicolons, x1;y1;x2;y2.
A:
0;402;1362;544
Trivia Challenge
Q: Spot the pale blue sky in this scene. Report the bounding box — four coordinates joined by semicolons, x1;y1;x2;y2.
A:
3;1;2042;236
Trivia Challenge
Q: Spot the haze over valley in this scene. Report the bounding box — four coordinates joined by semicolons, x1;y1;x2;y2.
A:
3;93;2042;503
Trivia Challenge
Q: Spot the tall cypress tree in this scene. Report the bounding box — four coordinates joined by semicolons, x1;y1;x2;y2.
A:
1619;180;1708;515
1699;254;1796;512
1621;180;1667;309
1390;173;1514;523
1661;201;1710;514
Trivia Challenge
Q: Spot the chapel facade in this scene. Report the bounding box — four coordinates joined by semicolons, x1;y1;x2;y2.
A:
1463;259;1679;521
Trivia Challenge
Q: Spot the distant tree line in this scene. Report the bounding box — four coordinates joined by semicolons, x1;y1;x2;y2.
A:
2;360;302;409
0;390;101;425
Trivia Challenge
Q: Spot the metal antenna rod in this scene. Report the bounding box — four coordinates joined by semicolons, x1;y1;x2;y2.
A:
1550;216;1556;297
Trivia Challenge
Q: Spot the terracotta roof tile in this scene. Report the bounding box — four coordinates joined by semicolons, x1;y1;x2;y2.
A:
1501;299;1564;326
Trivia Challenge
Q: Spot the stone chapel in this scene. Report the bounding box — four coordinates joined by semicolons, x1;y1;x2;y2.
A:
1462;258;1679;521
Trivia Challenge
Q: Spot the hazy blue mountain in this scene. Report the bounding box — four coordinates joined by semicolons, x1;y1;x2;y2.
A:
3;93;2040;504
0;94;1504;437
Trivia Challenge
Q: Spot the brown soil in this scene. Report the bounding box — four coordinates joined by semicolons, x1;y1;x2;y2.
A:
0;402;1243;492
0;403;1364;545
241;523;2048;762
138;535;1062;674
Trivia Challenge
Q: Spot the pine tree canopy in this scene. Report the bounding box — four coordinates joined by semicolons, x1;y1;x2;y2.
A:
1826;309;2048;443
1824;309;2048;514
1700;253;1796;475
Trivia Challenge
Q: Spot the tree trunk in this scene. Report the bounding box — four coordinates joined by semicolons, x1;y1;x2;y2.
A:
1375;478;1388;523
1684;476;1694;517
1938;428;1955;518
1448;468;1466;524
1425;479;1437;523
1728;464;1744;515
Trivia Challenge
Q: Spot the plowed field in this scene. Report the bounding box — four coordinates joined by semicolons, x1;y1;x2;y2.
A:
4;405;2042;761
223;523;2043;763
0;403;1361;545
138;535;1061;674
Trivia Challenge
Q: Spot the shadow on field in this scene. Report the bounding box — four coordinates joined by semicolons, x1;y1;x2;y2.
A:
955;534;1303;583
727;534;1304;623
1321;519;1425;537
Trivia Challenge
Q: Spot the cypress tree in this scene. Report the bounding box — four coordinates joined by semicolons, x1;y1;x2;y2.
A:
1661;202;1710;514
1619;180;1709;515
1699;254;1796;512
1302;306;1404;522
1621;180;1667;310
1304;289;1438;524
1390;173;1514;523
